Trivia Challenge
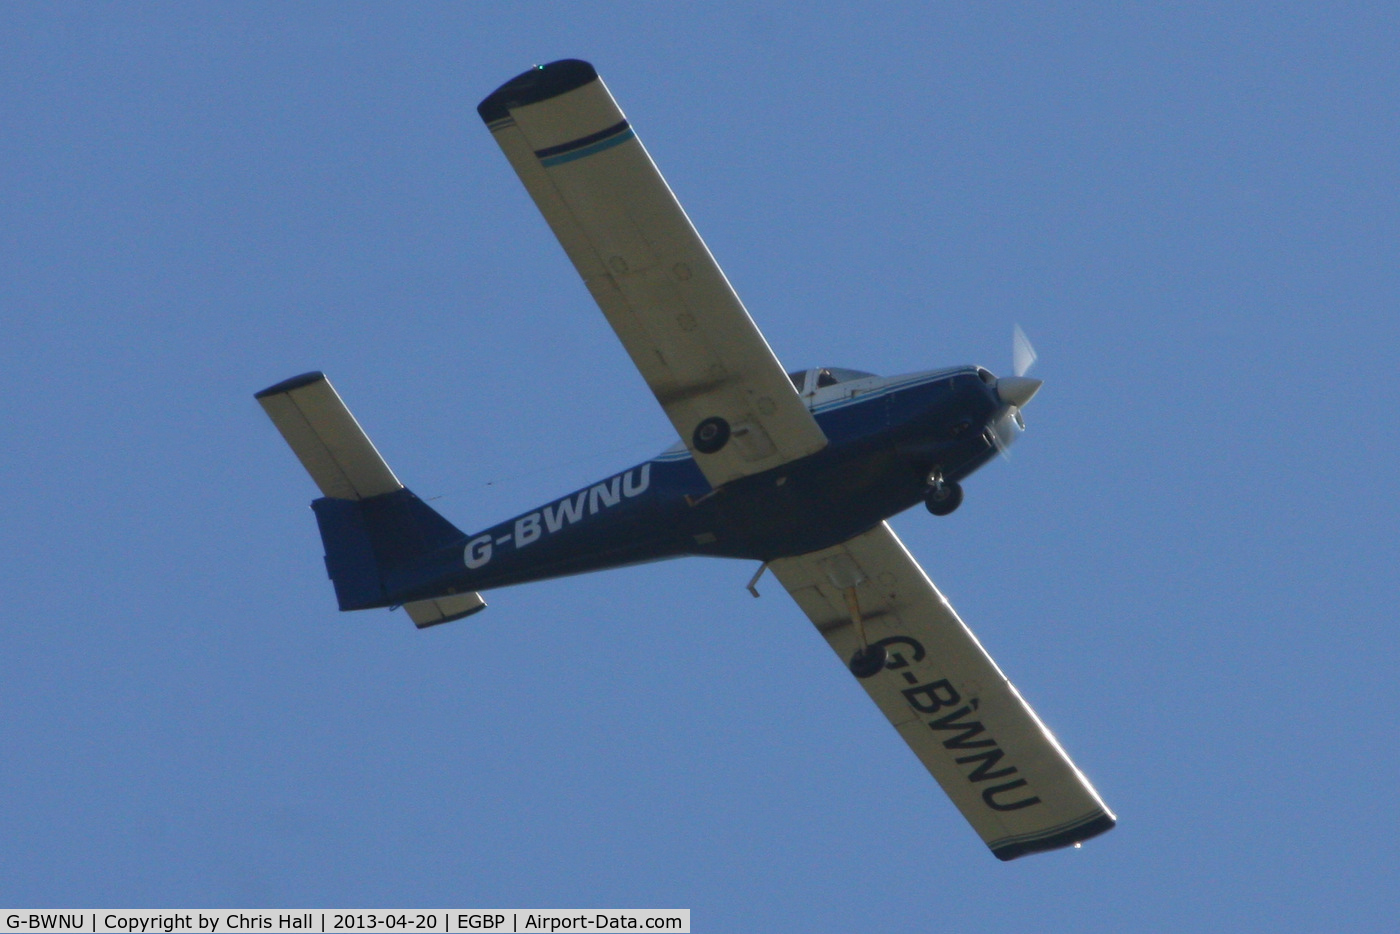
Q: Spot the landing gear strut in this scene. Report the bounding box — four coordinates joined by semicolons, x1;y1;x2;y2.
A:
924;470;963;516
842;586;888;679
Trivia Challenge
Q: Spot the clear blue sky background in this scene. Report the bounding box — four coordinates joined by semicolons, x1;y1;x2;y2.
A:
3;4;1397;930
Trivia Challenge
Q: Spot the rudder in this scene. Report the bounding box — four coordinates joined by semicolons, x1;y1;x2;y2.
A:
310;488;466;611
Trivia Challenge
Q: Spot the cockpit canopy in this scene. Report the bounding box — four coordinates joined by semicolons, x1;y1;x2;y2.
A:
787;367;878;394
658;366;883;458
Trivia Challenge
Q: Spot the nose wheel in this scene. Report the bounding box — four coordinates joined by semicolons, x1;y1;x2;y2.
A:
925;471;963;516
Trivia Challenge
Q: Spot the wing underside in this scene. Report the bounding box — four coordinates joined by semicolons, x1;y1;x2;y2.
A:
478;60;827;488
769;523;1115;860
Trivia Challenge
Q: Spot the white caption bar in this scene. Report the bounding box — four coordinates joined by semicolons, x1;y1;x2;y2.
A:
1;913;689;934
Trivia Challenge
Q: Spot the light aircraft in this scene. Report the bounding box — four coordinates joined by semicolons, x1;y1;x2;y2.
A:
257;59;1115;861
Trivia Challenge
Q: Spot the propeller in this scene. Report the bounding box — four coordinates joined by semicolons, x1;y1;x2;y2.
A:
987;325;1041;456
1013;323;1038;378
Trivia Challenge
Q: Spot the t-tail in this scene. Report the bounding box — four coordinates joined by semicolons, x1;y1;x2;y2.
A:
255;372;485;628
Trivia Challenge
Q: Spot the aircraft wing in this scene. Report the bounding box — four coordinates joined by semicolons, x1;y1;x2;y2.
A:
478;60;827;488
768;522;1116;860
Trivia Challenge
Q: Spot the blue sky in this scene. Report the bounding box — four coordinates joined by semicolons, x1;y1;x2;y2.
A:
3;4;1397;930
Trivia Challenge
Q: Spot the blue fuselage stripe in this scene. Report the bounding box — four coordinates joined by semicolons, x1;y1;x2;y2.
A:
375;366;1005;602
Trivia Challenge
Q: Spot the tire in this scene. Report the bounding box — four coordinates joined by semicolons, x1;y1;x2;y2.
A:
692;416;731;454
925;482;964;516
849;644;888;679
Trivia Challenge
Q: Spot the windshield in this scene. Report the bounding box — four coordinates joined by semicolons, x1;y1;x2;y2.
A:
823;367;877;384
788;368;878;391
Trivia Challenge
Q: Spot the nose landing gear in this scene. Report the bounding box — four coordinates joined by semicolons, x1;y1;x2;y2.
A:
925;470;963;516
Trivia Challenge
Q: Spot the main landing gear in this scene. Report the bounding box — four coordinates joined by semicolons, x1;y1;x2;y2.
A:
924;470;963;516
849;643;888;679
841;585;888;679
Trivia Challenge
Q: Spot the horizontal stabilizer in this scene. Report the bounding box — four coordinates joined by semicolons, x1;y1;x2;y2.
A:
256;372;401;500
404;593;488;629
258;373;488;627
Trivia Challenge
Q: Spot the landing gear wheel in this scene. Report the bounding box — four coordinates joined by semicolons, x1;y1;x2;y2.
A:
849;644;888;679
692;416;731;454
925;482;963;516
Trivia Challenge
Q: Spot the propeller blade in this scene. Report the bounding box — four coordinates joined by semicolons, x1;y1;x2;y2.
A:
1013;324;1038;378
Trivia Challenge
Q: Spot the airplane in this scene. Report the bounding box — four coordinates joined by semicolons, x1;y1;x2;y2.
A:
256;59;1115;861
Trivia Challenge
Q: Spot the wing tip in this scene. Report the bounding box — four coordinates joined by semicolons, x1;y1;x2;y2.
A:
990;811;1117;862
477;58;598;124
255;370;327;400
